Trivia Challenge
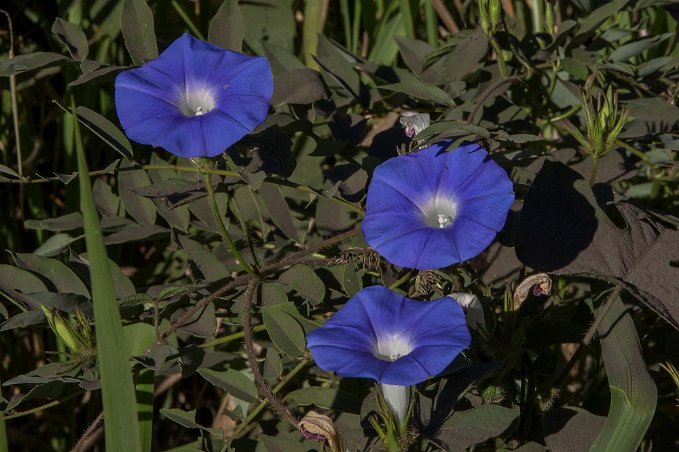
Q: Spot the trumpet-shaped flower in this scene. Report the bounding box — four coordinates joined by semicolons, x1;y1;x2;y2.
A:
115;33;273;158
362;142;514;270
307;286;471;387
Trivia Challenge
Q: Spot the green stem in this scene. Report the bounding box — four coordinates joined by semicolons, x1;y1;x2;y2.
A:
199;325;266;350
230;195;261;268
339;0;352;50
531;0;544;34
424;1;438;46
0;390;85;420
489;38;509;80
201;172;258;277
399;0;415;39
171;0;204;39
232;357;309;438
589;157;599;186
388;271;413;290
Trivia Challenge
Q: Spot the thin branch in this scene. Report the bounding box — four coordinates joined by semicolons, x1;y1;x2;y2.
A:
161;227;361;340
431;0;459;33
71;410;104;452
242;279;299;429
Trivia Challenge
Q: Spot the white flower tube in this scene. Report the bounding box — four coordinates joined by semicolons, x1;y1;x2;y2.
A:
451;292;486;330
380;383;410;424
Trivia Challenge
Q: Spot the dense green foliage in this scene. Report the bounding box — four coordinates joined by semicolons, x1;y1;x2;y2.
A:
1;0;679;451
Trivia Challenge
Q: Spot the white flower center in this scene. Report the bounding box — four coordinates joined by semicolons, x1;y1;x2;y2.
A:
375;334;413;361
179;88;216;117
423;196;458;229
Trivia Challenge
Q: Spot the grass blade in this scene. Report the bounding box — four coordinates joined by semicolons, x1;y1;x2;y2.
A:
0;372;9;452
303;0;325;70
72;103;141;452
592;294;657;451
124;322;156;451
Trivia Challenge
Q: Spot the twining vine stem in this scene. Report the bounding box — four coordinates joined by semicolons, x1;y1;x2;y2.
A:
160;226;361;340
242;279;300;429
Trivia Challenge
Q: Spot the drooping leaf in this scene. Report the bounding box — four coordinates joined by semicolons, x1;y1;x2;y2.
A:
271;68;327;105
197;368;258;403
34;233;81;257
279;265;325;304
438;28;489;83
177;236;230;282
51;18;88;61
12;253;89;298
74;106;133;160
436;404;519;450
208;0;244;52
259;182;300;242
0;52;72;77
286;387;361;412
262;303;306;356
24;213;83;232
395;36;433;74
121;0;158;65
516;161;679;328
118;160;157;225
379;79;453;106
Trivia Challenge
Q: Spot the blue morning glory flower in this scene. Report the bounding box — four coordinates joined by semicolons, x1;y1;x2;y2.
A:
361;142;514;270
115;33;273;158
307;286;471;387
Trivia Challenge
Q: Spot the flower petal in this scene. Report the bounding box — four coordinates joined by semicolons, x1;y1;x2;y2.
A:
307;287;471;386
115;33;273;158
362;141;514;269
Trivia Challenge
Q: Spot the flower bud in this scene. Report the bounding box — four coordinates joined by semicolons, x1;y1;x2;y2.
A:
299;410;343;452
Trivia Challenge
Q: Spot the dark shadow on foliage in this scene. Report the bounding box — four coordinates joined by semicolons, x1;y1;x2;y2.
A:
516;160;598;271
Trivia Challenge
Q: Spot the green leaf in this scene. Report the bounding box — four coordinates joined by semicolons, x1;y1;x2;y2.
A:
73;106;141;451
12;253;89;297
591;295;657;450
208;0;243;52
315;34;361;97
160;408;202;429
118;160;157;225
241;0;295;55
263;348;282;380
436;405;519;450
0;264;49;298
395;36;433;74
52;18;89;60
544;407;605;451
24;212;83;232
439;28;489;83
380;80;453;106
286;386;361;411
259;182;300;242
197;368;258;403
610;34;673;62
279;265;325;303
271;68;327;106
34;233;82;257
515;161;679;328
121;0;158;65
262;303;306;356
177;236;230;282
577;0;630;37
74;106;133;160
0;52;72;77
